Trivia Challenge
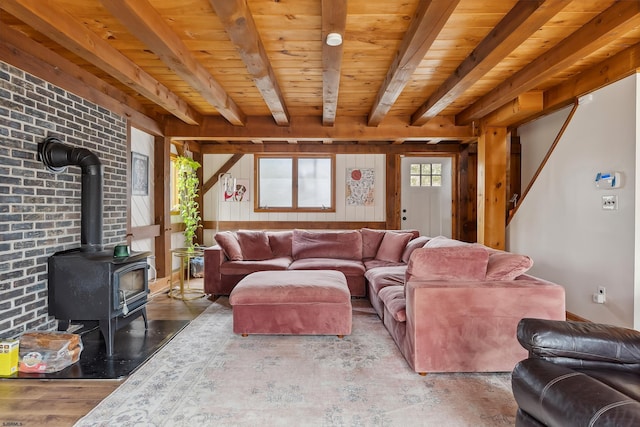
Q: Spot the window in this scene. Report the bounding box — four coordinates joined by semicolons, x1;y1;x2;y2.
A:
170;154;179;214
409;162;442;187
255;154;335;212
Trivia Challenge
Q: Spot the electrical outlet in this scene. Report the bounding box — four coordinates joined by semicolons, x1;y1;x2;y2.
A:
593;286;606;304
602;195;617;210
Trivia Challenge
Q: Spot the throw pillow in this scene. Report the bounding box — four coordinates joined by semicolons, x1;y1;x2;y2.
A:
236;230;273;261
360;228;386;259
214;231;243;261
375;232;413;263
485;251;533;281
406;246;489;281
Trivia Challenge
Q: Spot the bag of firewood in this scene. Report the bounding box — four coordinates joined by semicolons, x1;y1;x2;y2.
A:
18;331;83;373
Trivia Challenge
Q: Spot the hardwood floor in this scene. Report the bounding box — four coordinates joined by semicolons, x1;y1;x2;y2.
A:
0;279;212;427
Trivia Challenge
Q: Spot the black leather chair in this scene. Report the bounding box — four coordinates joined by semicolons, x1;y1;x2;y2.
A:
511;318;640;426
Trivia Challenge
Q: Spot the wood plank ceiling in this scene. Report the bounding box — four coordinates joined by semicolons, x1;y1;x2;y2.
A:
1;0;640;147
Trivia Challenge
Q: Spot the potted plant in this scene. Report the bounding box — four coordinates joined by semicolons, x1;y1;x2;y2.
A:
175;155;202;251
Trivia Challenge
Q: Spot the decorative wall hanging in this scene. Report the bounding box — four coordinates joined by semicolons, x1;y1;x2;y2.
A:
346;168;374;206
131;152;148;196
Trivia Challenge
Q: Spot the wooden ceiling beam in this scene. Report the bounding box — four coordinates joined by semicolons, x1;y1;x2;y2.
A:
209;0;289;126
411;0;572;126
201;143;461;155
544;41;640;114
457;0;640;124
321;0;347;127
164;115;473;142
483;92;544;127
100;0;246;126
367;0;460;126
0;0;201;126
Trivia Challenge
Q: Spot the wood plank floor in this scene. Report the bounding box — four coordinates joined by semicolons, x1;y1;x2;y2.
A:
0;279;212;427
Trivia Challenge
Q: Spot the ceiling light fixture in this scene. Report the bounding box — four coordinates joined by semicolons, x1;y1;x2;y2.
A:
326;32;343;46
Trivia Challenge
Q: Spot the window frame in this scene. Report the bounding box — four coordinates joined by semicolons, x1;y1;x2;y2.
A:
254;154;336;213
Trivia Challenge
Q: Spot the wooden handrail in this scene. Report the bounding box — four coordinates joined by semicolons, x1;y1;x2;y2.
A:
507;98;579;224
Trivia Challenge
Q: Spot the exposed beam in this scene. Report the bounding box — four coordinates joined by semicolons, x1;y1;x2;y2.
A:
544;41;640;113
367;0;460;126
483;92;544;127
411;0;571;126
202;153;244;194
0;0;201;126
457;0;640;124
209;0;290;126
100;0;246;126
164;115;473;142
0;25;162;135
321;0;347;127
200;142;461;155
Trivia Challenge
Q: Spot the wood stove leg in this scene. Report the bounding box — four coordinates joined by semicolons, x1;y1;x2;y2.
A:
99;318;116;357
142;308;148;330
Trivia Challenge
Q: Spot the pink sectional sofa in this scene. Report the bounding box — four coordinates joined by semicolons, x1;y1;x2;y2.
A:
204;228;422;297
204;231;566;374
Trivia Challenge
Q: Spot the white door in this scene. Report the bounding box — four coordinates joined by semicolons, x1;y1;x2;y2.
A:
400;156;452;237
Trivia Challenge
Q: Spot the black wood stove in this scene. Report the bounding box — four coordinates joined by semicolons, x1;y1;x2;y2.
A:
38;137;149;356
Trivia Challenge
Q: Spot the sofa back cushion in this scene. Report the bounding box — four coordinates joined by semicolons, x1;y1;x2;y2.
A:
423;235;470;248
215;231;243;261
360;228;386;259
237;230;273;261
292;229;363;260
375;232;413;263
401;235;431;263
406;246;489;281
267;231;293;257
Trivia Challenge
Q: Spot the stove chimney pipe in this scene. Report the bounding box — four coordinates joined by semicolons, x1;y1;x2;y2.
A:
38;136;103;252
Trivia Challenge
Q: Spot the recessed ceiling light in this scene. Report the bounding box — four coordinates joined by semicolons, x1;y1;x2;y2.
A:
326;33;342;46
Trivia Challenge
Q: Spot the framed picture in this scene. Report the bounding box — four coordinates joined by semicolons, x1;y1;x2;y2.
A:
131;152;149;196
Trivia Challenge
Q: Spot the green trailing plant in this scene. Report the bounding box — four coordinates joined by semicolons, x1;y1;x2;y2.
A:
175;155;202;251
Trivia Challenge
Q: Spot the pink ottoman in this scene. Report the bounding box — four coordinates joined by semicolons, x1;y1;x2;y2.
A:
229;270;352;337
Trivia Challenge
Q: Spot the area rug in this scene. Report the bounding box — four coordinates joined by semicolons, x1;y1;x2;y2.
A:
17;319;189;380
75;299;517;426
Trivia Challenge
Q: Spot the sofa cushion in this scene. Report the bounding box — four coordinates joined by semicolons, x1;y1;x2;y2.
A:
406;246;490;281
267;231;293;257
363;259;406;269
237;230;273;261
378;286;407;322
485;252;533;281
401;235;431;263
292;229;363;260
375;232;413;263
361;228;386;259
215;231;243;261
220;257;292;275
364;265;406;295
289;258;365;275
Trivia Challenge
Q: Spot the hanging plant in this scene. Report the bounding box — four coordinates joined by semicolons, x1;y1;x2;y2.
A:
175;155;202;251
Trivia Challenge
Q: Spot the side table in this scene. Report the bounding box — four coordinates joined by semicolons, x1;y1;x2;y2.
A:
169;247;205;300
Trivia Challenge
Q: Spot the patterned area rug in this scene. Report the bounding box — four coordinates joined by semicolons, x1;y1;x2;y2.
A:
75;299;517;426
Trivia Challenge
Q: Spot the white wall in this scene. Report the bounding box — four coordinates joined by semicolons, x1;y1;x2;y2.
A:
202;154;386;246
508;75;638;328
130;127;155;254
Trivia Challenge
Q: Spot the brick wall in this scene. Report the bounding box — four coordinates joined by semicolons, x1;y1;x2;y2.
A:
0;61;128;338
